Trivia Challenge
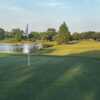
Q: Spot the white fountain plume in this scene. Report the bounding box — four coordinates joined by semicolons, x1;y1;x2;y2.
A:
25;24;31;66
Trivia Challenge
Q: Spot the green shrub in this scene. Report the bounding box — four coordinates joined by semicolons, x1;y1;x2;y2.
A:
42;43;55;48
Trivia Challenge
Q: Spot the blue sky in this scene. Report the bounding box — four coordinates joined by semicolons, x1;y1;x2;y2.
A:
0;0;100;32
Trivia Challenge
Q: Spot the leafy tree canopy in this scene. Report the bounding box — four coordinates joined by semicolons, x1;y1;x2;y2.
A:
0;28;5;40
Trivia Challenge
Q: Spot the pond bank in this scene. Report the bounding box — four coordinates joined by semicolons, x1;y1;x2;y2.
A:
0;40;34;45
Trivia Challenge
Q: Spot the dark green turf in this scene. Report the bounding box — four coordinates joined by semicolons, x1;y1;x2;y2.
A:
0;51;100;100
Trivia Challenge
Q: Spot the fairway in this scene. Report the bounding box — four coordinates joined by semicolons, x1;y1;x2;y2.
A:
0;50;100;100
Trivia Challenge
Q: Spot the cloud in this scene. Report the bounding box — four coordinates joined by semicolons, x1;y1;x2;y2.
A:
35;0;66;8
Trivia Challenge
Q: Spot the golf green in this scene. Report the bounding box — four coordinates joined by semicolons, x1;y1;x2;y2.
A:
0;51;100;100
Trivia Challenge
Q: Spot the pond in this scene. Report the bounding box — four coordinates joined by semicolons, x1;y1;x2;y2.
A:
0;43;43;54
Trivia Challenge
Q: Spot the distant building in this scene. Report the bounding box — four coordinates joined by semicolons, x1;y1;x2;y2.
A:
23;24;30;37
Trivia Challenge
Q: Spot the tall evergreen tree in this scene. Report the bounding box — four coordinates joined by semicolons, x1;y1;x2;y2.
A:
55;22;71;44
59;22;70;34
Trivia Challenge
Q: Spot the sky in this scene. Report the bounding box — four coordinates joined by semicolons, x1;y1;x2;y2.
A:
0;0;100;32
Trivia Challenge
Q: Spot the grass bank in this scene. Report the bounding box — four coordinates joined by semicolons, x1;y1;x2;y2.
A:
47;40;100;56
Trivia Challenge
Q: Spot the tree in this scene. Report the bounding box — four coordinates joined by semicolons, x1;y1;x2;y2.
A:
93;32;100;40
30;32;40;41
47;28;56;33
0;28;5;40
59;22;70;34
55;22;71;44
55;33;70;44
80;31;95;40
40;32;48;41
11;28;23;41
39;28;57;41
72;32;80;40
46;28;57;41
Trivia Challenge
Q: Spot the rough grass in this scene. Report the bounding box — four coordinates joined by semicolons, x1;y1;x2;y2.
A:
49;40;100;56
0;50;100;100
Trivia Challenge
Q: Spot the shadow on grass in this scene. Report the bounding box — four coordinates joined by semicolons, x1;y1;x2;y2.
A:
0;50;100;100
33;48;56;55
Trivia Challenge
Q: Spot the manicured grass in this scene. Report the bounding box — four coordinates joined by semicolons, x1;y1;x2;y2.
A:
0;50;100;100
0;40;100;100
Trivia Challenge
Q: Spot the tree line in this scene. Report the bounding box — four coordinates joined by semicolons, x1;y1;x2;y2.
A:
0;22;100;44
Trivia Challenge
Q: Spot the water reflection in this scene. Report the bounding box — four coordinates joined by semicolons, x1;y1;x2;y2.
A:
0;43;42;54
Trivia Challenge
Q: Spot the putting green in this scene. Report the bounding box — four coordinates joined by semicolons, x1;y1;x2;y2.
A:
0;50;100;100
